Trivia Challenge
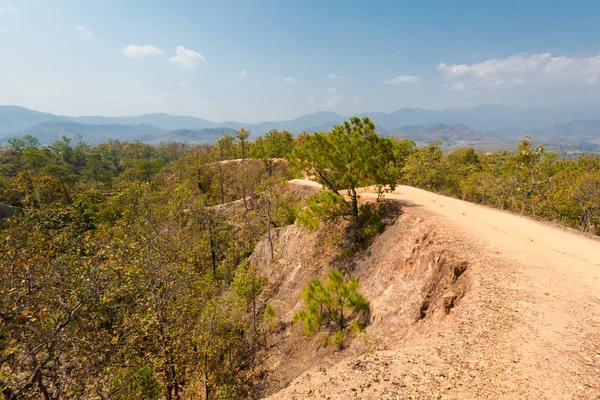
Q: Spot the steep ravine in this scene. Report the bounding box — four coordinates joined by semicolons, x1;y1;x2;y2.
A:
250;200;473;398
249;182;600;399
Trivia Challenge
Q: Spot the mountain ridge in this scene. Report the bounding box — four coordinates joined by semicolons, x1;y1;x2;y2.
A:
1;104;600;152
2;102;600;135
2;120;240;145
12;121;164;144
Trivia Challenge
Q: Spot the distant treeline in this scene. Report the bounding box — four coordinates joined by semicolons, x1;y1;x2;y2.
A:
398;139;600;235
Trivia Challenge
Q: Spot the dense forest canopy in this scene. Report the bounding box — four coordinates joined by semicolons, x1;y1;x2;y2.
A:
1;119;599;399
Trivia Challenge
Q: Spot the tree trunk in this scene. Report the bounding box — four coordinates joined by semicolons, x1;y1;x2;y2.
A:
208;221;217;275
267;200;273;260
218;166;225;204
36;373;51;400
204;354;210;400
240;161;249;212
0;380;15;400
252;297;257;335
57;176;72;204
350;188;359;221
581;209;589;232
168;353;180;400
350;188;360;241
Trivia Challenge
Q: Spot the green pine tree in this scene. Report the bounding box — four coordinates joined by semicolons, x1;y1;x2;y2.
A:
290;117;398;242
293;269;370;349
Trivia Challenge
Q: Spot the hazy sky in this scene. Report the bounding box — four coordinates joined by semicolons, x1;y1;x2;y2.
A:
1;0;600;121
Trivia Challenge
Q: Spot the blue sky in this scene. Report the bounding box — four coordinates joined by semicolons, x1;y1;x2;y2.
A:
1;0;600;121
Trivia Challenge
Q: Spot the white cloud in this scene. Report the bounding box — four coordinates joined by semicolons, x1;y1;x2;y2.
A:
315;88;362;110
325;95;343;107
327;74;343;80
179;81;188;87
0;4;17;12
77;25;93;37
541;56;572;73
438;52;600;90
438;53;551;79
121;44;163;58
383;75;419;85
284;77;296;82
443;81;466;91
240;69;247;77
324;88;343;107
169;45;206;69
437;63;470;78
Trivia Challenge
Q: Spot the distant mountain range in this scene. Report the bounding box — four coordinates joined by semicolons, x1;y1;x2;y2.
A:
0;106;66;134
17;121;163;144
11;121;237;146
1;104;600;152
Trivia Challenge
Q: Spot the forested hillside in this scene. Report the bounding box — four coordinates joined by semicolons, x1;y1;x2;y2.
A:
0;131;299;399
400;139;600;234
1;119;599;399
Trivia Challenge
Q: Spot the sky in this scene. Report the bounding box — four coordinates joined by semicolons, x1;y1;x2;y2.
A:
1;0;600;122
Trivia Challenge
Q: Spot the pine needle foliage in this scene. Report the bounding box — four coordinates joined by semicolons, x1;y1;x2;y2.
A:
290;117;398;242
293;269;370;349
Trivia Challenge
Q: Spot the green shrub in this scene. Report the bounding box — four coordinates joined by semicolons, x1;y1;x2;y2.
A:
293;269;370;349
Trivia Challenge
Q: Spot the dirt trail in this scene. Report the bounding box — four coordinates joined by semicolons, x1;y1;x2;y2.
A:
383;185;600;281
270;180;600;399
291;178;600;290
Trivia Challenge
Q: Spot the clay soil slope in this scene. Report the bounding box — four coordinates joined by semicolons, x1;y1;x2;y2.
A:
254;180;600;399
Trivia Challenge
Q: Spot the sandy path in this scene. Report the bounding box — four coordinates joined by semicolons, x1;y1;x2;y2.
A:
291;179;600;287
275;180;600;399
383;185;600;283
